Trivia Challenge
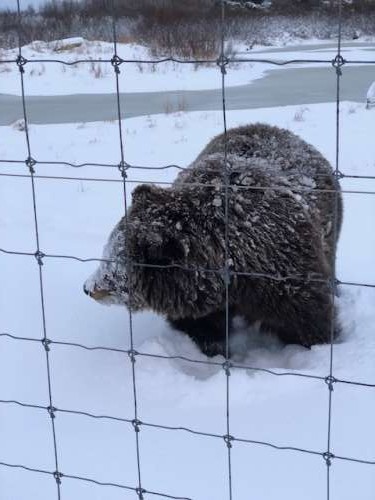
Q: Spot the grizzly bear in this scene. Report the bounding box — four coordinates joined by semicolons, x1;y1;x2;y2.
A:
84;124;342;357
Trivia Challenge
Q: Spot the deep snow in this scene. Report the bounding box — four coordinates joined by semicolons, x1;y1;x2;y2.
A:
0;99;375;499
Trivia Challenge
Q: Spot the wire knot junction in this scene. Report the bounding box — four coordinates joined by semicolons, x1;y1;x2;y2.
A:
223;434;234;448
118;160;130;178
41;337;52;351
325;375;337;392
323;451;335;467
132;418;142;433
128;348;139;363
136;487;146;499
222;360;232;376
333;170;345;180
34;250;45;266
25;156;36;174
111;54;123;74
16;55;27;73
220;267;231;286
53;470;63;484
217;54;230;75
47;405;57;419
332;54;345;76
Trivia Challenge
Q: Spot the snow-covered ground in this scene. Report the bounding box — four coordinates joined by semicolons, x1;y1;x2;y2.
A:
1;37;375;95
0;100;374;499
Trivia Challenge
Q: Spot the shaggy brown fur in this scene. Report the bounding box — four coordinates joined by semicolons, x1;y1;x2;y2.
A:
84;124;343;357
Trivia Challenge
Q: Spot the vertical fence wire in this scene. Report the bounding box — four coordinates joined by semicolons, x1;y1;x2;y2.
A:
219;2;233;499
325;1;344;498
110;0;144;498
15;0;62;497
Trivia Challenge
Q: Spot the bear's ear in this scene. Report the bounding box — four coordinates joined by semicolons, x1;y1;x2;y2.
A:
132;184;160;204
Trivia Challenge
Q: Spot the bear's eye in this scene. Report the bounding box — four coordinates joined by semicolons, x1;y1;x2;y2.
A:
146;237;184;267
163;238;185;264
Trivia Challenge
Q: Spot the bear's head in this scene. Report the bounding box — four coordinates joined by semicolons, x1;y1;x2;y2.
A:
84;182;226;319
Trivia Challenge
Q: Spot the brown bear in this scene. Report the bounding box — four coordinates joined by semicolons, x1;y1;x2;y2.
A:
84;124;343;357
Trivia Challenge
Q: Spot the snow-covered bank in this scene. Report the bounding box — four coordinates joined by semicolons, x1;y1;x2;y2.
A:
1;37;375;96
0;102;374;499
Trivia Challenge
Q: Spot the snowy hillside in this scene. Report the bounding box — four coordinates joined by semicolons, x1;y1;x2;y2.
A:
1;37;375;96
0;101;374;499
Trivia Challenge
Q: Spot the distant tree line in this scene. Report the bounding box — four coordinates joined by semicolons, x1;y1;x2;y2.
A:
31;0;375;17
0;0;374;52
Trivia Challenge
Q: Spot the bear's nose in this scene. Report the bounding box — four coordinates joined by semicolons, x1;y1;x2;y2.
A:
84;284;111;300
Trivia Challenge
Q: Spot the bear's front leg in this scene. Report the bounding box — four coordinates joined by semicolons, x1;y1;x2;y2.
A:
167;309;234;357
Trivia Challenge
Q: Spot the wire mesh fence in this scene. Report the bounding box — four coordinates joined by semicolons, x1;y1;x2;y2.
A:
0;0;375;499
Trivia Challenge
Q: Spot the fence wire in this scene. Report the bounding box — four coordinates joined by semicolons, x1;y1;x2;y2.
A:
326;2;343;496
111;5;145;497
0;0;375;499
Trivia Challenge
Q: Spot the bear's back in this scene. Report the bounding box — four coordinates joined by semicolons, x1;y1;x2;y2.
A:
178;123;342;266
196;123;331;181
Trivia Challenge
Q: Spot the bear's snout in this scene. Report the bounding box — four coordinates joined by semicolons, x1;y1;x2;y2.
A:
83;283;111;301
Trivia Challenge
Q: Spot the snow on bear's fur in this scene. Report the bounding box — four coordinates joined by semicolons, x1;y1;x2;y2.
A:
84;124;343;356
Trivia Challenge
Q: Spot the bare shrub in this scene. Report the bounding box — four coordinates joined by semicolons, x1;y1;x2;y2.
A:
293;106;309;122
177;95;187;112
29;63;45;77
163;98;174;115
89;61;104;78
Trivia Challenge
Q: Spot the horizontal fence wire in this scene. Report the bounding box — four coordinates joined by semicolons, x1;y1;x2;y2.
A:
1;0;375;498
0;460;193;500
2;159;375;182
2;54;375;66
1;331;375;387
0;397;375;466
2;172;375;195
1;246;375;290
